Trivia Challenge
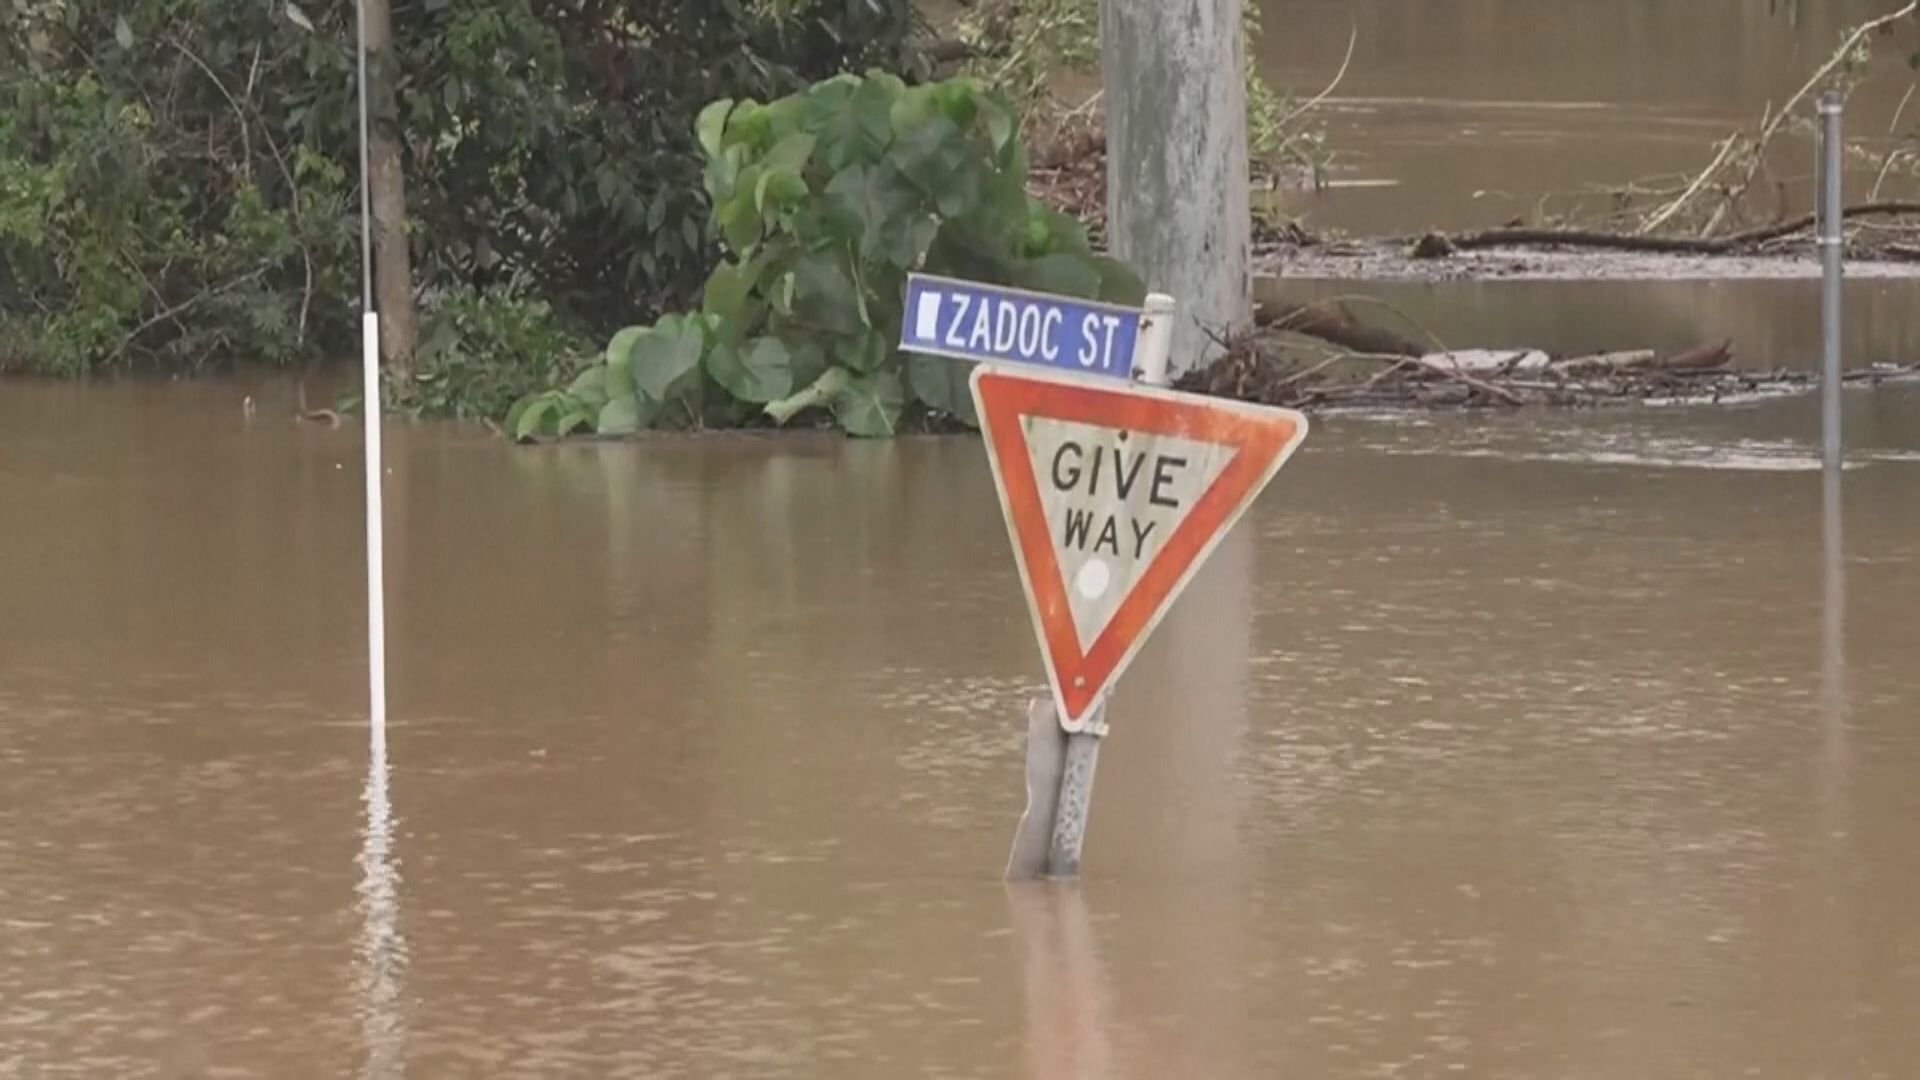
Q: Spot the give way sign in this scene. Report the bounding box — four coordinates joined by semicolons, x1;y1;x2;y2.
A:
970;366;1308;731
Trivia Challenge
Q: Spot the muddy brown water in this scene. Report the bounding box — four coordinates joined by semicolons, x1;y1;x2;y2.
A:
1253;0;1920;371
1258;0;1920;236
4;376;1920;1076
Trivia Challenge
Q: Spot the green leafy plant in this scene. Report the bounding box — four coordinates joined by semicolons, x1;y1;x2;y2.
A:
1;0;917;389
398;281;594;421
509;71;1144;441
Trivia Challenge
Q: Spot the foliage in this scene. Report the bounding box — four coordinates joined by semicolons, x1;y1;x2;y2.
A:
0;3;358;374
509;72;1144;441
946;0;1329;177
397;280;594;421
383;0;920;336
0;0;916;389
956;0;1099;120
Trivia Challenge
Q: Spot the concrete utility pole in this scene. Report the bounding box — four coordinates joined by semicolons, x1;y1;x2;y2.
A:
1100;0;1251;375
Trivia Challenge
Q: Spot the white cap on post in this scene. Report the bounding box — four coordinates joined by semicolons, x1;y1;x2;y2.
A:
1133;293;1177;388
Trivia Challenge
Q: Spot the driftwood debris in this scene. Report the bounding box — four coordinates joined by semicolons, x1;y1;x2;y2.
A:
1256;300;1426;357
1180;320;1919;412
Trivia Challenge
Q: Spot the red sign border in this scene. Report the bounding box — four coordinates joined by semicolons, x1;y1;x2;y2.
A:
971;366;1308;730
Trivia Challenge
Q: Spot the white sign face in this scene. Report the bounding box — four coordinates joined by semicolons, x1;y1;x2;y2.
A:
1021;416;1233;651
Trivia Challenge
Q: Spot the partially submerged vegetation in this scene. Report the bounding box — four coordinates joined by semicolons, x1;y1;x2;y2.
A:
0;0;917;403
7;0;1920;431
505;72;1140;441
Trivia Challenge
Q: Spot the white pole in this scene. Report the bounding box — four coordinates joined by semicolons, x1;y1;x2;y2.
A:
363;315;386;735
351;4;401;1071
355;0;386;734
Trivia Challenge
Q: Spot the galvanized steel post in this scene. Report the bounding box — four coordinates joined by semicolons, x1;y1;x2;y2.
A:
1819;91;1844;472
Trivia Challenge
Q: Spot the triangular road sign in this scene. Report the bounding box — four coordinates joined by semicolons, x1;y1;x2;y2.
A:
971;366;1308;732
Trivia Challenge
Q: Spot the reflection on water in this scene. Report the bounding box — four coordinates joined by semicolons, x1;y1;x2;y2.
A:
1009;884;1114;1079
3;379;1920;1075
1819;459;1848;835
356;712;406;1077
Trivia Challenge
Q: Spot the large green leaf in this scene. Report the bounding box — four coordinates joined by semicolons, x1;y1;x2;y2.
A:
503;394;536;441
1025;206;1090;257
597;395;642;435
889;116;977;217
815;73;900;170
1090;255;1148;306
702;257;761;327
832;329;890;374
567;366;609;410
825;163;916;261
707;336;794;404
786;339;828;389
890;85;942;133
907;354;979;427
754;170;808;216
696;98;734;161
723;101;771;151
882;213;940;270
791;252;864;335
977;93;1016;157
513;395;557;442
932;80;981;130
761;132;817;180
606;325;645;395
831;369;905;438
1012;254;1102;300
631;316;705;403
717;171;763;253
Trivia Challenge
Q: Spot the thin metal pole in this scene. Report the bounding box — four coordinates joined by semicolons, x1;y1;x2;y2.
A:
1819;91;1844;471
1043;292;1179;879
1046;715;1104;877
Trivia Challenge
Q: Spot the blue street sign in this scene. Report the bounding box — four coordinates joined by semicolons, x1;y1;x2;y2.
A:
899;273;1142;380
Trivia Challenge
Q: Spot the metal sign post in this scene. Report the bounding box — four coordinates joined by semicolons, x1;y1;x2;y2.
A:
1040;294;1172;877
1819;91;1844;472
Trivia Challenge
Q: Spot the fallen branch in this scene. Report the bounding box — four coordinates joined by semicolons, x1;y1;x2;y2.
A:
1419;361;1526;406
1702;0;1918;236
116;267;270;356
1658;339;1735;370
1413;202;1920;257
1640;133;1742;235
1553;350;1656;373
1254;300;1427;357
1278;19;1357;130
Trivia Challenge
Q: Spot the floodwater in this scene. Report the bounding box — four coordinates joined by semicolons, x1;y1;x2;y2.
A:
4;376;1919;1076
1258;0;1920;235
1254;0;1920;372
